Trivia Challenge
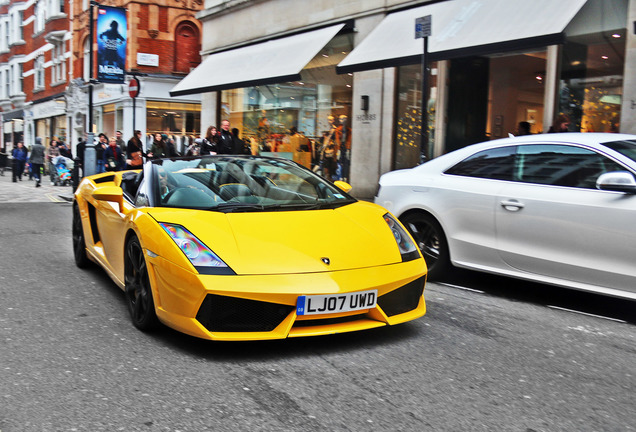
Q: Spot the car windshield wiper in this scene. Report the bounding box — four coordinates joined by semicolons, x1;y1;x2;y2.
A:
211;203;266;213
262;200;355;211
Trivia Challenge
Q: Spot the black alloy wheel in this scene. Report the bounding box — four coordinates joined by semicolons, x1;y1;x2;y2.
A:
72;204;91;268
400;212;450;280
124;235;158;331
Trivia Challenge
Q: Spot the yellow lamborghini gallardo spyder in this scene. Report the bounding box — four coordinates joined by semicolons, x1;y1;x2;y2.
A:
72;156;426;340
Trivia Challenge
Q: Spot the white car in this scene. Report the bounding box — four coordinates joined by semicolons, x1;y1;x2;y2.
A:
375;133;636;301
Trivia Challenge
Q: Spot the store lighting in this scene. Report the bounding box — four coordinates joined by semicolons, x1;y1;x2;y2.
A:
346;84;351;88
612;33;621;38
602;55;609;60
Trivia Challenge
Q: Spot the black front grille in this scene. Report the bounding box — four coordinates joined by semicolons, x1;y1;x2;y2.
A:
196;294;294;333
293;313;367;328
377;276;425;317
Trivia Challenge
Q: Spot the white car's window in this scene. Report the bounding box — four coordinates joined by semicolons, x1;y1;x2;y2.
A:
515;144;624;189
445;144;625;189
444;146;516;180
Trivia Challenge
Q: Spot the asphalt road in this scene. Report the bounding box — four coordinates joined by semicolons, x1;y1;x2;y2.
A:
0;199;634;432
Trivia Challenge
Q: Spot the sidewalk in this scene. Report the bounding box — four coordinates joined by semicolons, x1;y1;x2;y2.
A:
0;167;75;203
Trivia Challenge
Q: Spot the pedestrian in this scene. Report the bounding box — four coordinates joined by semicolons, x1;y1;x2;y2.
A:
516;121;532;136
147;132;168;159
76;137;86;177
548;114;570;133
217;120;240;154
12;142;28;182
232;127;251;155
201;126;218;155
47;139;61;174
103;136;126;172
186;138;203;156
126;130;145;169
115;130;126;154
29;137;45;187
58;141;73;159
95;133;108;173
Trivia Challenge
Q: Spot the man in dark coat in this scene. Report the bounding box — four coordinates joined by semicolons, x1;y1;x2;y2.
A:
217;120;241;154
29;137;46;187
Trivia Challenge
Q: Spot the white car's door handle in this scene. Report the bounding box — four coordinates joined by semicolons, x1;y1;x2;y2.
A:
500;199;524;211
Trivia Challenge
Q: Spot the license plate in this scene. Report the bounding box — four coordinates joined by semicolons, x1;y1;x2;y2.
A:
296;289;378;316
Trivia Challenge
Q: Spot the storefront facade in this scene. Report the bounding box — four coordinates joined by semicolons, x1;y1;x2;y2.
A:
181;0;636;198
65;77;201;152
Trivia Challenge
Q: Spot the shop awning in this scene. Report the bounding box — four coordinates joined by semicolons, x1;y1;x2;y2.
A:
336;0;587;74
170;24;345;97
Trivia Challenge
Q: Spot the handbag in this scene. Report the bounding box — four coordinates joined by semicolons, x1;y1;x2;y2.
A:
130;151;143;166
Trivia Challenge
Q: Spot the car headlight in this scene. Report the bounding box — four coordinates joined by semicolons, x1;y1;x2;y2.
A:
159;223;235;275
383;213;421;262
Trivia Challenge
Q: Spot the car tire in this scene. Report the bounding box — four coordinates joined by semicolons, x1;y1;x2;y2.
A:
400;212;450;280
72;204;91;268
124;235;158;331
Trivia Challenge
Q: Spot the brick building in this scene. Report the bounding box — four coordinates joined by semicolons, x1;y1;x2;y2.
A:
1;0;204;156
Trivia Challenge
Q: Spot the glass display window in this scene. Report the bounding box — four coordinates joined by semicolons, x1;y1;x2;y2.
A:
558;29;626;133
220;33;353;181
146;101;202;136
394;62;438;170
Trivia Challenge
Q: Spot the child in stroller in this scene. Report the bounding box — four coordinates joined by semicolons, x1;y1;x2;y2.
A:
51;155;74;186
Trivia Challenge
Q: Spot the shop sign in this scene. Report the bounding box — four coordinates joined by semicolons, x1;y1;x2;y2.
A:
137;53;159;67
33;100;66;119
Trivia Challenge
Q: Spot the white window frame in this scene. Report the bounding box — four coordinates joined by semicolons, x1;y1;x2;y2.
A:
35;55;45;90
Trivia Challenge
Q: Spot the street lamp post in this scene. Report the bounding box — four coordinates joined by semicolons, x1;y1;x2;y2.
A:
83;1;99;176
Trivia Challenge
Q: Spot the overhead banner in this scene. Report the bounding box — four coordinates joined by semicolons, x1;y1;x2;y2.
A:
97;5;127;83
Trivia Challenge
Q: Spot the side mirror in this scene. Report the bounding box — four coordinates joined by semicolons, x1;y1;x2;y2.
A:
596;171;636;194
92;186;124;211
334;180;352;193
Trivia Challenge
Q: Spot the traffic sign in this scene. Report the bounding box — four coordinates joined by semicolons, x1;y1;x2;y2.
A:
415;15;432;39
128;77;140;98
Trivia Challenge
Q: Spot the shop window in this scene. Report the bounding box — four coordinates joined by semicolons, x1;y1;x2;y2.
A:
146;101;201;147
220;32;353;181
174;22;200;74
487;51;547;139
394;62;437;170
558;29;626;133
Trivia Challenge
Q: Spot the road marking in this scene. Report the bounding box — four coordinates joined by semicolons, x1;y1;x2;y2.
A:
547;305;627;323
46;193;65;203
437;282;485;294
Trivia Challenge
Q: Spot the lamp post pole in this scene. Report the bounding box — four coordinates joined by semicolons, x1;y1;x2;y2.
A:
415;15;431;163
84;1;98;176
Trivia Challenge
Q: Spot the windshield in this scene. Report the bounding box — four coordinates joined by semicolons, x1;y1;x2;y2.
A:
602;139;636;163
151;156;356;212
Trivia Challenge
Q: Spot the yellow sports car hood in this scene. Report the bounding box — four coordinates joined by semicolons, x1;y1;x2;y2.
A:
147;201;404;275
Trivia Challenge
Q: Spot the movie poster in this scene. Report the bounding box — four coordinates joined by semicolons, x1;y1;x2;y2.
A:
97;5;127;83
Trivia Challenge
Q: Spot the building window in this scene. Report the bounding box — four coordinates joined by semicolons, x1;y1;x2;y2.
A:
52;41;66;84
174;22;200;74
83;38;90;81
34;2;46;34
35;56;45;90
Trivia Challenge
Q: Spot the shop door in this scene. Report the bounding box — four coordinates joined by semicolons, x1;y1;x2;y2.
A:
445;57;489;153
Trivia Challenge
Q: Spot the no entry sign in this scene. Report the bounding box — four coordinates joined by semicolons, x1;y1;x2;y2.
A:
128;77;140;98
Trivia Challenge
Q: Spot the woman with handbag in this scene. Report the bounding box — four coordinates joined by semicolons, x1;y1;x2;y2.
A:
126;130;145;169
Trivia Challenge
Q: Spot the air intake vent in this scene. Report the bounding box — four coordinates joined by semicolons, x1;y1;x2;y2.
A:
196;294;294;332
377;276;425;317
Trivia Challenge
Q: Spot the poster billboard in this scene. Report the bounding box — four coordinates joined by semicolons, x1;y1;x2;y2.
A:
97;5;127;83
